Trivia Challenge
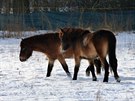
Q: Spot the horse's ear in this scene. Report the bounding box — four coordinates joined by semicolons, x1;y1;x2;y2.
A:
58;28;64;38
83;35;89;46
59;28;64;33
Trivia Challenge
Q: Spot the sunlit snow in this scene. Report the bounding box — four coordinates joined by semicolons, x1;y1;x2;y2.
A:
0;31;135;101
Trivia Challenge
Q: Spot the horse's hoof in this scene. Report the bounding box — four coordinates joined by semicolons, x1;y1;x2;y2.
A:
92;77;97;81
86;71;90;76
73;78;77;80
46;74;51;77
103;80;108;82
103;79;108;82
116;78;121;82
67;72;72;77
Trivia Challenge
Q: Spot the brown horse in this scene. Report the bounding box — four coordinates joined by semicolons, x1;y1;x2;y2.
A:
19;33;71;77
19;33;101;80
59;28;120;82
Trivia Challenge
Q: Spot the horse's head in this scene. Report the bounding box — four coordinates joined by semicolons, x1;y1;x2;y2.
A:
19;39;33;62
59;28;72;51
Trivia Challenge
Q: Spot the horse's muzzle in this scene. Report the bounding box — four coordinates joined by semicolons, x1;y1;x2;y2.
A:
19;56;27;62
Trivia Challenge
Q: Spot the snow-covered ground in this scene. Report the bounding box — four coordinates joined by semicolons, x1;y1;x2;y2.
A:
0;31;135;101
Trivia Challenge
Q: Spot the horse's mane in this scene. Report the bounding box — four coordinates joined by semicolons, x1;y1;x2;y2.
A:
21;33;60;46
62;28;90;41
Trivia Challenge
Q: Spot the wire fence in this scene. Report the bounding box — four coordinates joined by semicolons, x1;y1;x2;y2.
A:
0;9;135;32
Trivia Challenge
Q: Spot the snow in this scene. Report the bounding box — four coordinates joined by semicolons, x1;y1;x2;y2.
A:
0;31;135;101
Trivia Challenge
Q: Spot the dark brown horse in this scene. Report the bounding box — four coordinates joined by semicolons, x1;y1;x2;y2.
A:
19;33;101;80
59;28;120;82
19;33;71;77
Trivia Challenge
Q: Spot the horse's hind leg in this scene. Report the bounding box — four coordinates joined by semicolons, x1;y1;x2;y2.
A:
57;54;71;77
46;59;54;77
110;58;121;82
100;58;109;82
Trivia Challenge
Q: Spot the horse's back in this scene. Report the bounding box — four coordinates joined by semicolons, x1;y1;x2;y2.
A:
23;33;60;44
62;27;90;38
92;29;116;41
39;33;60;44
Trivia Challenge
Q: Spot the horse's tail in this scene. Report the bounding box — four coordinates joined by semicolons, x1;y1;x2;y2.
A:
94;58;101;74
108;32;118;72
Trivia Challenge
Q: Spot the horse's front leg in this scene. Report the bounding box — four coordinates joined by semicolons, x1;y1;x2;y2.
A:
46;59;54;77
73;57;81;80
86;61;97;81
86;65;91;76
86;58;101;77
94;58;102;74
88;60;97;81
57;54;71;77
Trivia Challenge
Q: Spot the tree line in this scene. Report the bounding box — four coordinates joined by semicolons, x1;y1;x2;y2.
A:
0;0;135;13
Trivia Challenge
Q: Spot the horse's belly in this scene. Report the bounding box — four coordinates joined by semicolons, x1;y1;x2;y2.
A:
81;47;97;59
84;51;97;59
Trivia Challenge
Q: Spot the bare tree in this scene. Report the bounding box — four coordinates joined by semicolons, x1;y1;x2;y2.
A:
0;0;4;13
4;0;12;13
0;0;12;13
13;0;30;14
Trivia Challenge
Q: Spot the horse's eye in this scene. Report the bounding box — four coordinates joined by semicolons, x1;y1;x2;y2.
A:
22;48;26;51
